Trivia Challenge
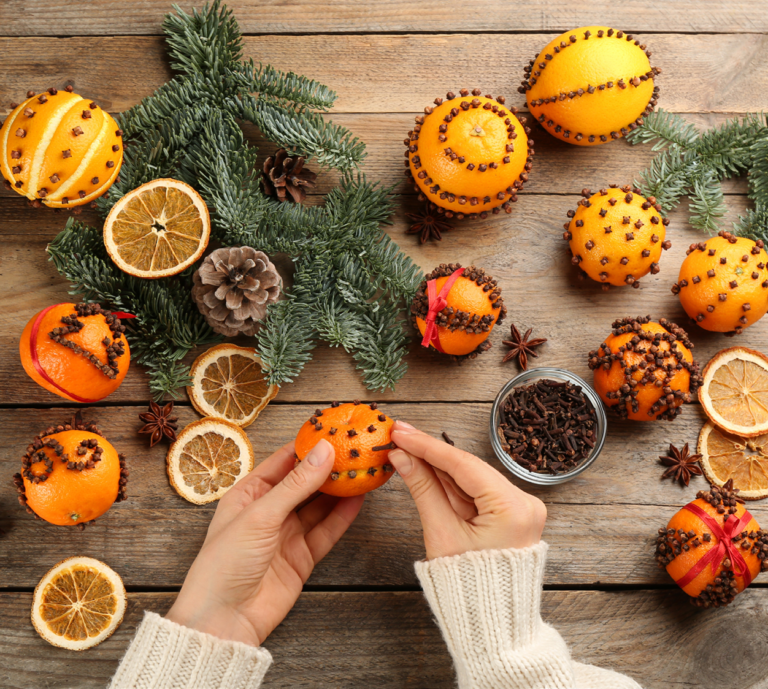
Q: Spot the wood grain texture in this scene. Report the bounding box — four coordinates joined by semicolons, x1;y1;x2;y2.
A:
1;1;766;36
2;404;767;588
1;195;763;405
1;33;767;114
4;588;768;689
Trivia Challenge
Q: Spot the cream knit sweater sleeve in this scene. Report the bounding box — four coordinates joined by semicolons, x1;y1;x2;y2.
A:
415;542;642;689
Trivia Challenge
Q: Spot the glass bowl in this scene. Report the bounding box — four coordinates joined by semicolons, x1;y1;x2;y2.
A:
489;367;608;486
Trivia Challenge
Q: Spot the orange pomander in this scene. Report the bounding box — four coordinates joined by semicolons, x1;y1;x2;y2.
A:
12;413;128;527
521;26;660;146
410;264;506;360
587;316;702;421
0;87;123;207
564;185;671;288
19;303;130;403
654;480;766;607
294;402;395;497
405;89;533;219
673;231;768;333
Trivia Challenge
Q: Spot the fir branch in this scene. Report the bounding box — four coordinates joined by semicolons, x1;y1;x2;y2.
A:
633;147;694;213
688;168;727;233
255;299;316;385
235;61;337;111
732;206;768;243
626;109;700;150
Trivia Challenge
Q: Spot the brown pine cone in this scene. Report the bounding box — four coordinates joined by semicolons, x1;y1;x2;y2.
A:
192;247;282;336
261;149;317;203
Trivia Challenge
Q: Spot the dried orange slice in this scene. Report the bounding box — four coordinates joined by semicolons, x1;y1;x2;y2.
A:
698;422;768;500
31;556;126;651
188;344;278;428
167;417;254;504
103;178;210;279
699;347;768;437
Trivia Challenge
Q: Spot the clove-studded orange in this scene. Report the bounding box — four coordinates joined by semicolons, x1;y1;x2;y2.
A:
410;264;506;359
12;414;128;527
588;316;702;421
294;402;395;497
520;26;660;146
673;231;768;333
405;90;533;219
19;303;130;403
0;87;123;207
564;185;671;288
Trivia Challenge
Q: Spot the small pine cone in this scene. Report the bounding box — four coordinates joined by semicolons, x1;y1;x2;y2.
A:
261;148;317;203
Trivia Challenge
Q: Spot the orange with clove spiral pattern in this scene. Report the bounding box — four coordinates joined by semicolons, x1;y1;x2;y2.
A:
294;402;395;497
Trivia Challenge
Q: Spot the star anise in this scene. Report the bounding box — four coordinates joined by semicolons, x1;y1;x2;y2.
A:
502;323;547;370
138;401;178;447
659;443;702;486
405;202;452;244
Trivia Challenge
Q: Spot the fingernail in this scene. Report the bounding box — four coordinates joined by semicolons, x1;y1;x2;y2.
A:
388;449;413;476
393;420;415;432
306;439;332;467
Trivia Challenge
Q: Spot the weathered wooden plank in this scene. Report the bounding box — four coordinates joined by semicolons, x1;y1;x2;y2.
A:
1;34;767;114
0;195;763;405
1;404;767;588
3;588;768;689
1;1;766;36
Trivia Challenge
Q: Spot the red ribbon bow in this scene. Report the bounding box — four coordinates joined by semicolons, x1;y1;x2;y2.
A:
420;268;464;353
674;502;754;590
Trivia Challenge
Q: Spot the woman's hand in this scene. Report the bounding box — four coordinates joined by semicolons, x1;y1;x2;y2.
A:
389;421;546;560
166;439;363;646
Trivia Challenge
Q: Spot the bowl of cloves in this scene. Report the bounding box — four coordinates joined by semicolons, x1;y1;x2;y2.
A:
490;367;607;485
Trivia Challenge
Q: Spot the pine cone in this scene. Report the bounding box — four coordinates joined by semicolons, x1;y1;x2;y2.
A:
261;149;317;203
192;247;282;336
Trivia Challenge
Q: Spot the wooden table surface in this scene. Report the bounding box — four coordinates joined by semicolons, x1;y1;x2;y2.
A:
3;2;768;688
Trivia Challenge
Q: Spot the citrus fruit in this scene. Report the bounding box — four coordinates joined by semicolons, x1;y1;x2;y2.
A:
294;401;395;497
411;264;506;359
188;344;278;427
405;90;533;218
673;231;768;333
521;26;660;146
699;347;768;437
1;87;123;207
19;302;130;403
564;185;671;287
698;422;768;500
103;178;210;278
31;556;126;650
15;416;127;526
166;417;254;504
588;316;702;421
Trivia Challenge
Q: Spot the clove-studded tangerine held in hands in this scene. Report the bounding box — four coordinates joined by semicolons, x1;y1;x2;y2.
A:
294;402;395;497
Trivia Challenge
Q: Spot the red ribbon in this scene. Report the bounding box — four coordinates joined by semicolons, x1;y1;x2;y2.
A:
674;502;754;590
29;306;134;405
420;268;464;352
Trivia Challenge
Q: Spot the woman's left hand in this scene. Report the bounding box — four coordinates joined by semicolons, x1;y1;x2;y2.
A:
166;439;364;646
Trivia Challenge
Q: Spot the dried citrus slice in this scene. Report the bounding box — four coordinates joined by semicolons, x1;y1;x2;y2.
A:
699;347;768;437
698;422;768;500
103;178;210;279
167;417;254;504
188;344;278;428
31;556;126;651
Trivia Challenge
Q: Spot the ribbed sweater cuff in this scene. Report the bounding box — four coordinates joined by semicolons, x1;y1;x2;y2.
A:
415;542;576;688
109;612;272;689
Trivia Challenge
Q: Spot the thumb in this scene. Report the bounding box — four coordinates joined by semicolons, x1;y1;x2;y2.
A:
257;439;335;524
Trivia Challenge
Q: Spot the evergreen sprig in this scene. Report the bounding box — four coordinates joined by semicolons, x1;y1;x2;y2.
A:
627;109;768;237
49;1;421;399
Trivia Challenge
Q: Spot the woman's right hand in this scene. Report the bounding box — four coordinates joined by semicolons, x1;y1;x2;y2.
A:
389;421;547;560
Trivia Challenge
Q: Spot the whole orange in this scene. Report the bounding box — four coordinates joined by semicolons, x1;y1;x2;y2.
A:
564;185;671;287
411;264;506;359
673;231;768;333
521;26;660;145
0;87;123;207
294;402;395;497
19;303;130;403
405;89;533;219
587;316;701;421
655;481;763;607
15;419;126;526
